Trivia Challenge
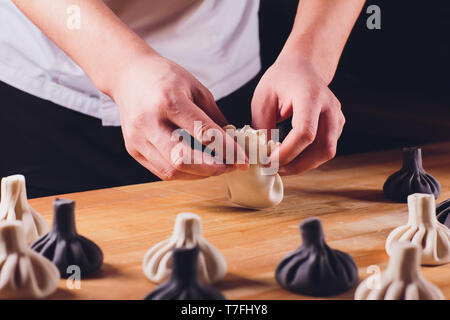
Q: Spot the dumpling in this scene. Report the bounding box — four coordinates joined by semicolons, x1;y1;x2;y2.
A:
224;125;283;209
383;147;441;202
436;198;450;229
142;212;226;284
385;193;450;265
275;217;359;296
144;246;226;300
355;242;444;300
0;221;60;299
31;198;103;278
0;175;49;244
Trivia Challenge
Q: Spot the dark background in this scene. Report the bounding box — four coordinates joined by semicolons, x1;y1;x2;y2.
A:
257;0;450;155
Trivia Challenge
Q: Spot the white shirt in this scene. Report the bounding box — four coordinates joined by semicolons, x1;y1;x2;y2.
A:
0;0;261;126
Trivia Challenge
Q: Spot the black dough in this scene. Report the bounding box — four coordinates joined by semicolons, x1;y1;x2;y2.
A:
437;198;450;229
144;246;226;300
383;147;441;203
31;198;103;278
275;217;358;297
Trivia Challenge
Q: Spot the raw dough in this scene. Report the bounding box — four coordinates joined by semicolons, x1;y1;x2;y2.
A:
31;198;103;278
0;221;60;299
386;193;450;265
224;125;283;209
383;147;441;203
275;217;359;296
355;242;444;300
142;212;226;284
0;175;48;244
144;246;226;300
436;198;450;229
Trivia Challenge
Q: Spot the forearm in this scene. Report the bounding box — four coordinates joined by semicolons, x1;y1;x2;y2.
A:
283;0;365;84
12;0;158;96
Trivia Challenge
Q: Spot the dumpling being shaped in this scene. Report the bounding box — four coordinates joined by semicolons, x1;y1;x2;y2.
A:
275;217;359;297
224;125;283;209
0;175;49;245
0;221;60;299
355;242;444;300
383;147;441;203
31;198;103;278
144;246;226;300
142;212;226;284
436;198;450;229
385;193;450;265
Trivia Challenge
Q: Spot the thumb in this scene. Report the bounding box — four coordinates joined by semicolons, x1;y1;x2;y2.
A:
251;85;278;139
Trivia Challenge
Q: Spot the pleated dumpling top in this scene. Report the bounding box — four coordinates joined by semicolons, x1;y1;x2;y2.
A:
224;125;283;209
142;212;226;284
355;242;444;300
275;217;359;297
0;175;49;245
0;221;60;299
385;193;450;265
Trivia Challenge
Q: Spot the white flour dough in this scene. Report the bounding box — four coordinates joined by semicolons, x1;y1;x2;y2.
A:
0;175;49;245
142;212;227;284
224;125;283;209
385;193;450;265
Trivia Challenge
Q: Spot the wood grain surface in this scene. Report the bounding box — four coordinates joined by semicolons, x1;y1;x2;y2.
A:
28;142;450;300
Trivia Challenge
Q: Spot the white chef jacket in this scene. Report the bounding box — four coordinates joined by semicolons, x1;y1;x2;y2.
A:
0;0;261;126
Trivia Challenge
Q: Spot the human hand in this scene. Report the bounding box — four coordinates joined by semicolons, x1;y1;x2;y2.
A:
251;50;345;175
112;54;247;180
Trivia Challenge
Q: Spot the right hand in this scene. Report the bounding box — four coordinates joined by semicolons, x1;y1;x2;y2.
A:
112;53;247;180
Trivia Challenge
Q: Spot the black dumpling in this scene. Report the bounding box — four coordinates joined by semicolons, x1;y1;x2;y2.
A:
144;246;226;300
275;218;358;297
31;198;103;278
383;147;441;203
437;198;450;229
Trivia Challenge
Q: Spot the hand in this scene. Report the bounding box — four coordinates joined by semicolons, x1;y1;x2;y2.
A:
252;50;345;175
112;53;247;180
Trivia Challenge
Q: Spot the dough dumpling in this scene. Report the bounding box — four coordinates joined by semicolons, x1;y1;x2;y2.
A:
275;217;358;297
144;246;226;300
355;242;444;300
383;148;441;203
31;198;103;278
436;198;450;229
224;125;283;209
0;175;49;244
142;212;226;284
385;193;450;265
0;221;60;299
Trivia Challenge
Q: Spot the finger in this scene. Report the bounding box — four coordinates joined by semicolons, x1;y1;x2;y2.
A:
271;98;321;166
193;87;229;127
251;86;278;136
147;122;237;177
278;108;340;175
169;100;248;169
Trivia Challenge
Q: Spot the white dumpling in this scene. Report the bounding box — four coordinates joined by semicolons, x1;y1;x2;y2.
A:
0;175;49;245
0;221;60;299
142;212;227;284
385;193;450;265
224;125;283;209
355;242;444;300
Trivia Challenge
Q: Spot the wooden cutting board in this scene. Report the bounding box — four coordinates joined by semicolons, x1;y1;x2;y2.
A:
29;142;450;300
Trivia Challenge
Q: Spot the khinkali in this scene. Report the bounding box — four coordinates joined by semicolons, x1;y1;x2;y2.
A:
224;125;283;209
0;175;48;244
275;217;359;296
144;246;226;300
436;198;450;229
0;221;60;299
355;242;444;300
385;193;450;265
383;147;441;202
31;198;103;278
142;212;226;284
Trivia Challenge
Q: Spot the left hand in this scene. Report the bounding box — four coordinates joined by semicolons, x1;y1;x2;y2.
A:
252;50;345;175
